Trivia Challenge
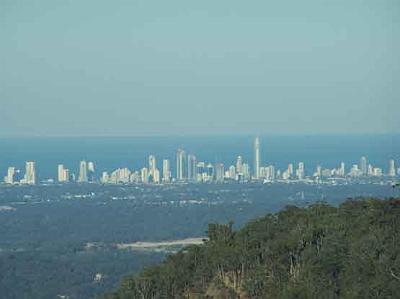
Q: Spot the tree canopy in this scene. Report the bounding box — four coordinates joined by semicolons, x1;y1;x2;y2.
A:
107;198;400;298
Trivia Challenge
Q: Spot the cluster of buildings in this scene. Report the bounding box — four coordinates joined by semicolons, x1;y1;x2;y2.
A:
2;137;399;186
4;162;36;185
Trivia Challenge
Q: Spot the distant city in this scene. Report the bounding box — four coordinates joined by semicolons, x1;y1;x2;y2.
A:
2;137;399;186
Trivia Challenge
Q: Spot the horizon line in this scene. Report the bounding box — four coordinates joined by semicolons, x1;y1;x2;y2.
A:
0;132;399;139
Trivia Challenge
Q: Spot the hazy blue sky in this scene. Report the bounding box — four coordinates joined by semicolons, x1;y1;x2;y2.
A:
1;0;399;136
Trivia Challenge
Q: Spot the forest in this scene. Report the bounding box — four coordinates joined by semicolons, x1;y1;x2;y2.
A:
107;198;400;298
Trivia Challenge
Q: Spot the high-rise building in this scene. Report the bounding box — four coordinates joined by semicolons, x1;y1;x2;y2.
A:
4;167;16;184
206;163;214;180
87;161;95;182
78;160;88;183
288;164;294;177
297;162;305;180
236;156;243;174
148;155;156;177
269;165;275;180
153;169;160;184
162;159;171;182
141;167;149;184
388;159;396;177
373;167;383;177
368;164;373;176
253;137;261;179
242;163;250;180
24;161;36;185
360;156;367;175
196;162;206;182
339;162;345;177
282;170;290;180
130;171;140;184
215;163;225;183
228;165;236;180
176;149;186;181
315;165;322;177
146;155;160;183
108;168;131;184
100;171;109;184
349;164;361;177
88;162;95;173
187;154;197;182
265;165;275;181
58;164;69;183
58;164;64;182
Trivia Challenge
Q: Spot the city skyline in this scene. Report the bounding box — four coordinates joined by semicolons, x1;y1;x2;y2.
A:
1;2;399;298
2;137;398;185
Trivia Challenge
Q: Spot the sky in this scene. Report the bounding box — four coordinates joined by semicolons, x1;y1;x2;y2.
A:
0;0;399;137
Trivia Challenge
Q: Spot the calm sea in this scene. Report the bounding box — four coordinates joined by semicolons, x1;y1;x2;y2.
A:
0;135;398;180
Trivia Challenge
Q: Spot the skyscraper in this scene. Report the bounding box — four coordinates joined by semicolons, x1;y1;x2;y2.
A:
215;163;225;183
176;149;186;181
206;163;214;180
242;163;250;180
360;156;367;175
78;160;88;183
24;161;36;185
153;169;160;184
254;137;260;180
196;162;206;182
101;171;109;184
297;162;305;180
316;165;322;177
339;162;345;177
288;163;294;177
149;155;156;175
267;165;275;181
141;167;149;184
228;165;236;180
236;156;243;174
58;164;69;183
5;167;16;184
58;164;64;182
87;161;95;182
388;159;396;177
187;154;197;182
162;159;171;183
368;164;373;176
88;162;95;173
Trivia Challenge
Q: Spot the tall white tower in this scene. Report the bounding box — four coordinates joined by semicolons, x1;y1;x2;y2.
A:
340;162;345;177
148;155;156;177
297;162;305;180
360;156;367;175
253;137;261;180
388;159;396;177
176;149;186;181
78;160;88;183
236;156;243;174
6;167;16;184
162;159;171;182
141;167;149;184
25;161;36;185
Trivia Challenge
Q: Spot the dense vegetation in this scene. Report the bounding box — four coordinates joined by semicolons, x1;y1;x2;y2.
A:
108;198;400;298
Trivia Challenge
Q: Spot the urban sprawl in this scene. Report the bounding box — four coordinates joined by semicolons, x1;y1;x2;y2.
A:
2;138;399;186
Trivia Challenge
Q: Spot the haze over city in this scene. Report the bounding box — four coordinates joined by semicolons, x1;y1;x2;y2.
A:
1;0;399;137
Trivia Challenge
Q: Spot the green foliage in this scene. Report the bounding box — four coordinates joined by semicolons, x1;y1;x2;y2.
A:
108;198;400;298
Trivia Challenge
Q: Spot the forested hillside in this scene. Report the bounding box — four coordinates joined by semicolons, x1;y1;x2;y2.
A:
107;198;400;298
